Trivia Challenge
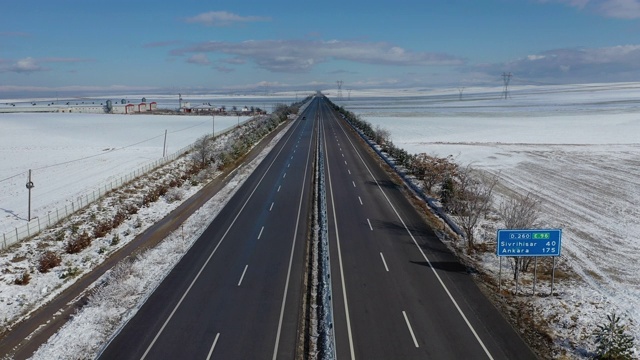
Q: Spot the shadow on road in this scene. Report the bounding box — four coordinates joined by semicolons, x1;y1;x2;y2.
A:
364;179;398;189
410;260;469;274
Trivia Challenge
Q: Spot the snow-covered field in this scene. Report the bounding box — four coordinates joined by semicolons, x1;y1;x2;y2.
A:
335;82;640;357
0;113;251;236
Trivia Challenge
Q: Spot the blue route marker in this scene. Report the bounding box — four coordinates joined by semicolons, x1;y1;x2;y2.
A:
496;229;562;257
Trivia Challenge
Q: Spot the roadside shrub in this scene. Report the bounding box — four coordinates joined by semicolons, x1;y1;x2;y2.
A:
165;188;185;203
38;250;62;273
110;234;120;246
94;220;113;238
14;271;31;285
125;203;139;215
593;313;635;359
65;231;92;254
112;211;126;228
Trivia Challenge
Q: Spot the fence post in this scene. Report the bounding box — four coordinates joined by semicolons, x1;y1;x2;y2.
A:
37;217;41;232
48;212;51;225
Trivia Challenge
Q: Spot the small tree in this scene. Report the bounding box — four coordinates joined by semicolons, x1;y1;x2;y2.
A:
373;125;391;145
498;192;540;279
413;153;458;194
593;313;635;360
191;135;212;168
449;166;497;250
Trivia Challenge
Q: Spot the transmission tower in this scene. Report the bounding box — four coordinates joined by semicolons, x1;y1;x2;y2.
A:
337;80;343;100
347;89;352;101
502;72;512;99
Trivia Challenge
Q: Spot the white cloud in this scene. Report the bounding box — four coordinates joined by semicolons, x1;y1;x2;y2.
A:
184;11;270;27
0;57;94;74
599;0;640;18
472;44;640;83
540;0;640;19
8;57;46;73
172;39;464;73
186;54;211;65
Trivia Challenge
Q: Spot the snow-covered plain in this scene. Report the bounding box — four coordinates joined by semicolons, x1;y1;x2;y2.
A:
0;93;307;238
335;82;640;357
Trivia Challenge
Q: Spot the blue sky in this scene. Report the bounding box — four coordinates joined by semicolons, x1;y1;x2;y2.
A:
3;0;640;95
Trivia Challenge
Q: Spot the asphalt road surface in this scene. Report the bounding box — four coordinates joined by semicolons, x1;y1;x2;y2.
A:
99;101;318;359
317;98;537;359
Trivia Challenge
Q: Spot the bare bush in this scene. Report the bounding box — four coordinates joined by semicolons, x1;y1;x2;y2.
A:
94;220;113;238
412;153;458;194
373;125;391;145
165;188;185;203
191;135;213;167
498;192;541;279
65;231;92;254
446;166;497;250
38;250;62;273
14;271;31;285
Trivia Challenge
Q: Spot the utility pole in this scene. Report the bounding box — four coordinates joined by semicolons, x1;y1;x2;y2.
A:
337;80;343;100
458;87;465;101
162;130;167;157
502;72;512;99
212;115;215;137
26;170;34;222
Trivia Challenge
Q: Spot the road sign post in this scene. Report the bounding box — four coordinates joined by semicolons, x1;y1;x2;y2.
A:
496;229;562;296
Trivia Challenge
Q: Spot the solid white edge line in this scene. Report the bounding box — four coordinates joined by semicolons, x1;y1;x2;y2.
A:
258;226;264;240
323;106;357;360
238;265;248;286
206;333;220;360
367;218;373;231
380;252;389;272
139;114;304;360
271;108;315;360
333;111;495;360
402;311;419;348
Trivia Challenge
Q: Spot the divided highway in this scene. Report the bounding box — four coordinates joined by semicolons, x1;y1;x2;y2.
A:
98;96;537;359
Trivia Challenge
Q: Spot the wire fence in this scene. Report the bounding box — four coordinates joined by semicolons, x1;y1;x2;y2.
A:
1;119;252;251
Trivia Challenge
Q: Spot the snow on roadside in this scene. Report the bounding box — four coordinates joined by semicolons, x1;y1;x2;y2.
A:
27;120;295;359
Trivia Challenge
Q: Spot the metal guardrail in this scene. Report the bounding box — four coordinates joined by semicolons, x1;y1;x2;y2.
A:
342;116;464;237
317;121;336;359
